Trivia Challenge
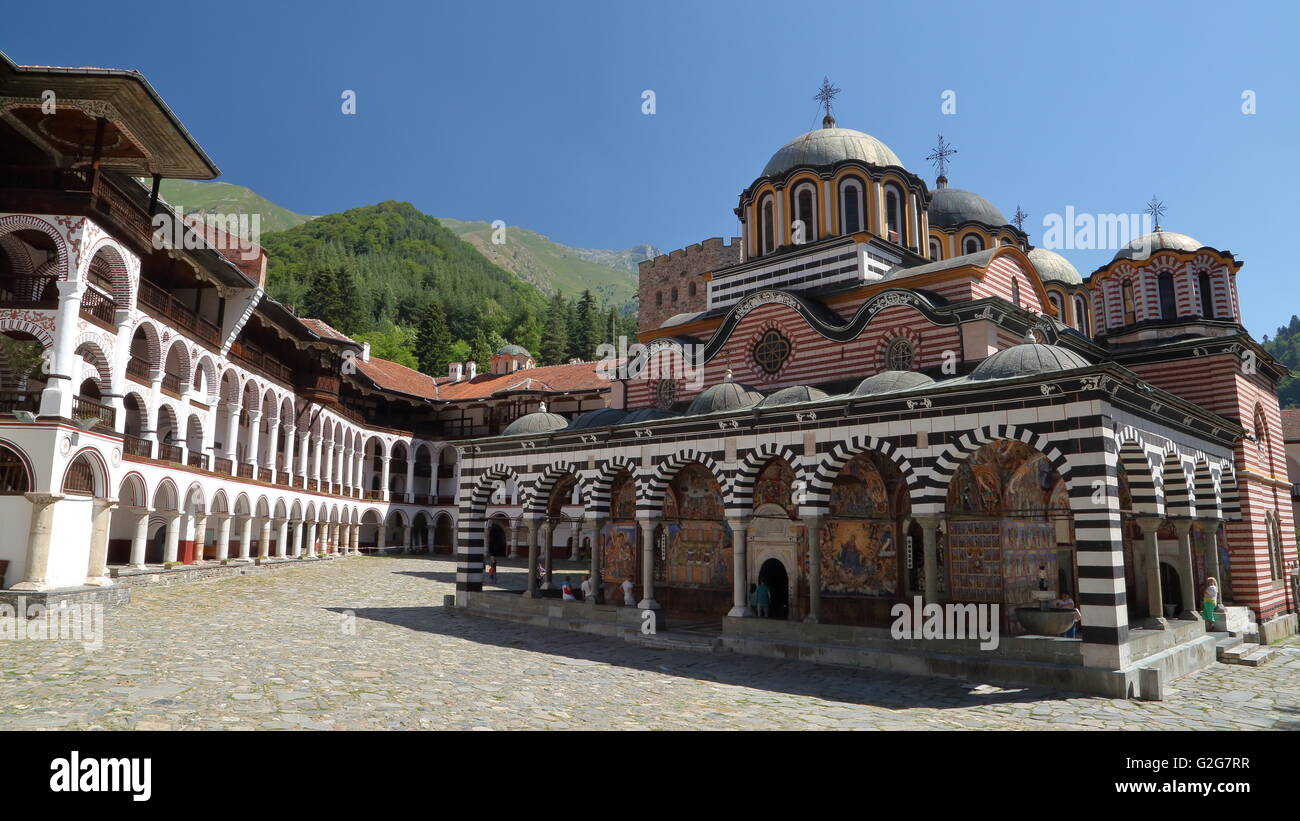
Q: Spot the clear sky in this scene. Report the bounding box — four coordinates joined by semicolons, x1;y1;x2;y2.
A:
5;0;1298;337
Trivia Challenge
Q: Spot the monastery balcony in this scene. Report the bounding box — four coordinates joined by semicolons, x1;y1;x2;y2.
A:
125;356;152;385
228;340;293;386
0;273;58;309
123;433;153;459
0;389;41;415
213;456;233;475
78;286;117;330
186;451;210;471
71;394;116;432
138;279;221;349
0;166;157;254
157;442;183;464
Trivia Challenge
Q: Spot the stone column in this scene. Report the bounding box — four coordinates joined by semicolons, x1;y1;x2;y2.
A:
1199;520;1223;593
37;282;81;418
276;518;289;558
587;516;606;605
313;436;324;485
916;514;942;605
128;506;151;568
1134;516;1166;628
380;456;391;501
291;521;304;557
525;518;540;598
405;456;416;503
568;522;581;561
727;516;752;617
223;404;241;462
540;520;553;590
802;514;825;623
509;523;522;558
1172;519;1199;619
162;513;181;563
245;410;262;471
282;425;296;485
238;515;253;561
84;497;119;586
215;514;232;562
306;521;319;556
351;523;360;554
191;512;208;563
637;518;660;610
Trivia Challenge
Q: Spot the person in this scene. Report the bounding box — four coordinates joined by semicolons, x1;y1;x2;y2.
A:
748;583;758;612
1202;576;1219;624
755;578;771;618
621;576;636;606
1054;591;1080;638
561;577;576;601
580;576;593;601
487;557;497;585
536;562;546;584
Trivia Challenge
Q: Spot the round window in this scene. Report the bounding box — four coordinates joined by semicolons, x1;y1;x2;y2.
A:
886;338;914;371
655;379;678;409
753;329;791;375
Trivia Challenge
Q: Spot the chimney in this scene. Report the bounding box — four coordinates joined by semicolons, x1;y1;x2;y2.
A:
449;362;464;381
361;342;371;363
467;361;478;380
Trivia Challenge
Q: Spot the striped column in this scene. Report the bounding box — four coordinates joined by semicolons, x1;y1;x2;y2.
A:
1069;423;1131;669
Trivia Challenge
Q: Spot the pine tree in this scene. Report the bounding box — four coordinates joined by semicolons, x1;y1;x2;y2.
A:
468;329;495;372
539;293;570;365
572;290;597;360
414;302;454;375
303;260;364;333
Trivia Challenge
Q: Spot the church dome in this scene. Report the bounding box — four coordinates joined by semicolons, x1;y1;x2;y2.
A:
619;407;680;425
686;380;763;415
566;408;626;430
853;370;935;396
757;385;829;407
1112;229;1204;262
497;344;531;357
1028;247;1082;285
928;186;1007;229
970;343;1091;381
762;126;902;177
501;410;568;437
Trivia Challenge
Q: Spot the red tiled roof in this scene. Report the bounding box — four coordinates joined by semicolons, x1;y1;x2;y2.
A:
1281;409;1300;441
181;214;265;284
354;356;440;400
354;357;614;402
300;318;354;343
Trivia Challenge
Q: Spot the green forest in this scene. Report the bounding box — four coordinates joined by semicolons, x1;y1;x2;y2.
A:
260;201;638;374
1261;315;1300;409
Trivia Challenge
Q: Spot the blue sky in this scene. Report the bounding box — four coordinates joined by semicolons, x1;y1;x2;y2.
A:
6;0;1299;337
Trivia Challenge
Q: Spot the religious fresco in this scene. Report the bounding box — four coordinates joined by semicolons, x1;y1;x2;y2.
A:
753;459;796;518
829;453;890;517
821;519;897;595
947;520;1002;601
669;463;724;520
600;523;637;584
609;472;636;520
548;474;578;518
660;464;730;588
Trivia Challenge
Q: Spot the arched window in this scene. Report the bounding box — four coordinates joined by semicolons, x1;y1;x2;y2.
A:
840;179;864;234
760;195;775;255
670;287;678;303
1011;277;1021;306
1198;271;1215;318
886;337;914;371
928;237;942;260
1158;272;1177;319
962;233;985;255
794;183;817;243
687;282;696;298
1121;279;1136;325
1048;292;1063;317
0;444;30;494
63;453;97;496
884;185;904;244
1073;294;1090;336
655;291;663;307
1000;237;1015;246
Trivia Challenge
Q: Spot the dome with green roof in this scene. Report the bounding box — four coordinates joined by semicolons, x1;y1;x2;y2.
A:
501;409;568;437
853;370;935;396
757;385;829;407
686;379;763;415
970;343;1090;381
1028;247;1082;285
1112;229;1204;263
762;123;902;177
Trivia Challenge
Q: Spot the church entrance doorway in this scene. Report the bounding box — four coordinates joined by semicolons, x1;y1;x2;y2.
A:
759;558;789;619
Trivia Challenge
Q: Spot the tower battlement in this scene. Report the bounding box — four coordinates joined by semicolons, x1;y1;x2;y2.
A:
637;236;741;332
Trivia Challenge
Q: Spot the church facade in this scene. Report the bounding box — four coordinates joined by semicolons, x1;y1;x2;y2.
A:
454;110;1298;684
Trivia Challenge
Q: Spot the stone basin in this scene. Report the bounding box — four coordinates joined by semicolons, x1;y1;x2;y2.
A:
1015;607;1078;636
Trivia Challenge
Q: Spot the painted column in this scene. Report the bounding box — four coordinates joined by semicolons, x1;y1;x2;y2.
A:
916;514;942;605
215;514;232;562
291;521;303;557
525;518;540;598
637;518;660;610
1135;516;1167;628
568;522;581;561
84;497;119;586
540;520;553;590
727;516;752;617
299;432;312;486
162;513;180;564
802;514;825;623
426;523;435;555
191;512;208;563
128;507;151;568
1172;519;1199;619
37;282;82;418
334;445;344;492
238;515;253;561
587;516;606;605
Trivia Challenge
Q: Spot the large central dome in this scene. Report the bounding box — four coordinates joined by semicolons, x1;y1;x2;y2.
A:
762;125;902;177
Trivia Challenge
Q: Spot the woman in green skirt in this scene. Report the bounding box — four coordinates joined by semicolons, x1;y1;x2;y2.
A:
1201;576;1219;624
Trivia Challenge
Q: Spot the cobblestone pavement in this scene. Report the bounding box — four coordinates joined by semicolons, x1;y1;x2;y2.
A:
1;555;1297;730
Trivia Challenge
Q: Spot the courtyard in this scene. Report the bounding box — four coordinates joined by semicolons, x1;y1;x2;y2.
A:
0;555;1296;731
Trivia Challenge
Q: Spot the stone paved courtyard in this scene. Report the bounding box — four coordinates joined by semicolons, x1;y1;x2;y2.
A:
1;555;1297;730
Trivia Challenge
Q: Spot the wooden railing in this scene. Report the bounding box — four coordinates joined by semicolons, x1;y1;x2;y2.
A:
72;395;116;431
237;464;254;479
228;341;293;385
0;390;41;415
275;472;289;486
157;443;182;464
125;357;152;382
258;467;271;483
187;451;209;470
79;287;116;326
122;433;152;458
138;279;221;348
0;274;58;308
366;489;384;500
160;371;184;396
214;456;233;475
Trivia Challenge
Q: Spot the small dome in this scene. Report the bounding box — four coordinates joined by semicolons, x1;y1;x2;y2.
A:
618;407;680;425
757;385;829;407
853;370;935;396
1028;247;1082;285
970;343;1091;381
686;381;763;416
497;344;531;357
501;411;568;437
1112;229;1204;262
927;187;1008;230
762;126;902;177
566;408;626;430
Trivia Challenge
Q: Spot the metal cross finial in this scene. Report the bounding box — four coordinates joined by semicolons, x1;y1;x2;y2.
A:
813;77;841;119
926;135;957;181
1145;196;1167;231
1012;205;1028;233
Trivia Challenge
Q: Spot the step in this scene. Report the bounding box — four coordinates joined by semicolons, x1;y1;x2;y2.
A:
1213;633;1244;660
1236;647;1277;667
623;631;726;654
1218;643;1253;664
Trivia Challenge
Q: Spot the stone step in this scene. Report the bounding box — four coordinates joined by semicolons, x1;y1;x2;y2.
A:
1213;633;1244;661
1236;647;1277;667
1218;643;1253;664
623;631;726;654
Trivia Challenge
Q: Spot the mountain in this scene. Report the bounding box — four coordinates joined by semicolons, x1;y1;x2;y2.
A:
1261;317;1300;409
156;179;314;236
438;217;654;307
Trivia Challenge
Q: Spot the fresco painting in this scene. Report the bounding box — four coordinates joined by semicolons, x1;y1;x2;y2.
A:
821;519;897;595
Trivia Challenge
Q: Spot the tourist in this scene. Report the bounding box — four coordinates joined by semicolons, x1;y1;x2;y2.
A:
748;583;758;612
1054;590;1080;638
487;557;497;584
621;576;636;606
1202;576;1219;624
755;578;771;618
561;577;576;601
580;575;593;601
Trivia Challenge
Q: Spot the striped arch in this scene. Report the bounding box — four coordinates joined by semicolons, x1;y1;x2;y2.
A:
805;435;919;514
73;338;112;391
1161;448;1196;518
0;316;54;351
641;449;728;513
456;464;522;592
923;424;1071;513
0;214;69;279
1193;457;1222;519
585;456;639;516
81;236;136;305
1116;429;1162;516
729;442;805;513
523;461;585;516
